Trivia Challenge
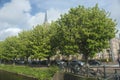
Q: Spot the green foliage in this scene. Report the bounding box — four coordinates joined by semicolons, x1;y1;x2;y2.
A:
56;4;116;61
1;36;20;60
0;65;59;80
31;24;56;60
18;30;33;60
0;4;116;63
0;41;4;59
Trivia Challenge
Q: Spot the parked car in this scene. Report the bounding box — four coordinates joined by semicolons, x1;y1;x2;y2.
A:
88;60;101;65
70;60;84;74
15;60;25;65
55;60;65;65
70;60;84;67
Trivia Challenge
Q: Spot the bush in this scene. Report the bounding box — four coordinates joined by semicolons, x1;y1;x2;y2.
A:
0;65;59;80
35;66;59;80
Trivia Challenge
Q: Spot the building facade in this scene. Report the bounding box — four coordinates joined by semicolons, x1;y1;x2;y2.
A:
95;38;120;62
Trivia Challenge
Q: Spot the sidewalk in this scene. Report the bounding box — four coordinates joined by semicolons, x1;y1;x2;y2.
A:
102;62;118;65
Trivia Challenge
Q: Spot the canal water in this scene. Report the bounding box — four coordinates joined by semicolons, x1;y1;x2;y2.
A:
0;70;38;80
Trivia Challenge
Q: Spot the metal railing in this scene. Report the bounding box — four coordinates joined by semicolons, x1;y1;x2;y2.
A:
58;63;120;80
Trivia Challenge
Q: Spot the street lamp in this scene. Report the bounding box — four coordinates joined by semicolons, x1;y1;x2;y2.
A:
118;33;120;59
118;50;120;58
0;54;1;64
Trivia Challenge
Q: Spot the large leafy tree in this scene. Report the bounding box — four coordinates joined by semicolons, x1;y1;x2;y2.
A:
51;20;79;56
31;24;56;61
31;25;49;60
0;41;4;61
50;22;65;55
57;4;116;62
2;36;19;61
18;30;33;61
0;4;116;64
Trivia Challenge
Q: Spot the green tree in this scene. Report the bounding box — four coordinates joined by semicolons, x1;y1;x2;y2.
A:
50;21;79;57
57;4;116;62
2;36;19;62
18;30;33;61
31;24;58;65
0;41;4;62
31;25;49;60
50;22;64;55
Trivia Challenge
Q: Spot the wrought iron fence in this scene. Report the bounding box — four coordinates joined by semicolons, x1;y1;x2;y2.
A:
58;63;120;80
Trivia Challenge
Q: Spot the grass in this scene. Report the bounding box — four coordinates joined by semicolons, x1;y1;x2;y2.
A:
0;64;59;80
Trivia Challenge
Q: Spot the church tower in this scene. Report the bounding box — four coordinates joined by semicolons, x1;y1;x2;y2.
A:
44;11;48;25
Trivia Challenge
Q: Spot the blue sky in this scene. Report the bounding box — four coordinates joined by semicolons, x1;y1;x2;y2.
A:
0;0;120;40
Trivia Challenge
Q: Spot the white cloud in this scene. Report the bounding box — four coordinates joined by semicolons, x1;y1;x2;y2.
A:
110;0;120;17
27;12;44;27
0;0;31;40
3;28;21;34
111;0;120;35
27;8;67;27
0;0;68;40
0;0;31;25
0;0;120;40
110;0;120;25
30;0;72;10
0;28;22;40
47;8;68;23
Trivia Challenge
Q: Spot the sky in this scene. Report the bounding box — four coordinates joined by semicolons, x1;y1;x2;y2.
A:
0;0;120;40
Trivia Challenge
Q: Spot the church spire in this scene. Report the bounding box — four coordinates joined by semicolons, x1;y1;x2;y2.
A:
44;11;48;24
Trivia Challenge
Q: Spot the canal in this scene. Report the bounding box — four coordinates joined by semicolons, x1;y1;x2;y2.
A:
0;70;38;80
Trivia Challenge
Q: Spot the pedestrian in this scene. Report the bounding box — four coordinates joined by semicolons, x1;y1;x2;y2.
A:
117;58;120;67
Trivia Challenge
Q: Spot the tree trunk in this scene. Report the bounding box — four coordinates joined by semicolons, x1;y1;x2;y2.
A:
47;57;51;67
84;54;89;66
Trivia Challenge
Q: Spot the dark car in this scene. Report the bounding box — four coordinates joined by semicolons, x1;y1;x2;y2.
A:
56;60;67;66
15;60;25;65
88;60;101;65
70;60;84;67
56;60;64;64
70;60;84;73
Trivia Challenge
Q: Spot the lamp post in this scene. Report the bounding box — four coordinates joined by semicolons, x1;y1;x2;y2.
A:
117;34;120;67
118;33;120;58
0;54;1;64
118;50;120;58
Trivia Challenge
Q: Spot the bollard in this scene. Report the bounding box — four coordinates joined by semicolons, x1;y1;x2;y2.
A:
114;69;118;80
103;65;106;79
87;65;89;77
114;69;117;74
